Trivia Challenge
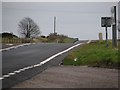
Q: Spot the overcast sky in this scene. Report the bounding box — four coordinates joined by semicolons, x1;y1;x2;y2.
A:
2;2;118;40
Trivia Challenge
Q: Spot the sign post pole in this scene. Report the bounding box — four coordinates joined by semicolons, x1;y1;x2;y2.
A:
101;17;111;47
105;26;108;47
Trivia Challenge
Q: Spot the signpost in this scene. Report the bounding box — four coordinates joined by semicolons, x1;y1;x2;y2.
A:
101;17;112;47
111;6;117;48
101;5;117;48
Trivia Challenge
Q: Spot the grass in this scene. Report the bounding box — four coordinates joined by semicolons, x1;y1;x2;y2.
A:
33;37;48;43
1;33;78;44
63;40;119;69
1;37;77;44
33;37;77;43
63;38;77;43
0;37;2;43
2;37;22;44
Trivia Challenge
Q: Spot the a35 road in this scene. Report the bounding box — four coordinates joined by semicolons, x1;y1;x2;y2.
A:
2;41;87;89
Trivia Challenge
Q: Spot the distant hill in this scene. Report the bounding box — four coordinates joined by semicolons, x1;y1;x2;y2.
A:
0;32;18;38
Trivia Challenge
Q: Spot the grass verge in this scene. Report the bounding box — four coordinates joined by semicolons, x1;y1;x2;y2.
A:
63;40;119;69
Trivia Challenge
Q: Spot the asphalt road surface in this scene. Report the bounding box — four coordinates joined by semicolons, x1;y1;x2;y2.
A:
2;41;87;89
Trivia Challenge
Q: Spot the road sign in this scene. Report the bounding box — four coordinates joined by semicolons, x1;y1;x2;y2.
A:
101;17;112;27
101;17;112;47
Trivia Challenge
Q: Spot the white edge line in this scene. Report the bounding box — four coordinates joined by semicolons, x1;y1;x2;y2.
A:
8;73;16;75
0;43;32;52
0;40;91;80
0;77;4;80
14;70;21;73
3;75;10;78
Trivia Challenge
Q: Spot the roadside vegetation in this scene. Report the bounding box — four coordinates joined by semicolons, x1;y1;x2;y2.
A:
0;32;78;44
1;33;21;44
34;33;78;43
63;40;119;69
1;17;78;44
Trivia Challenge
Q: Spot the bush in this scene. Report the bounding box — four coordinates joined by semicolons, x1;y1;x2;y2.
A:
21;38;32;43
41;35;46;38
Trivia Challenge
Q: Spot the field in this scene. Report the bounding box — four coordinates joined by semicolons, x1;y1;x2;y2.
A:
1;37;77;44
63;40;119;69
1;32;78;44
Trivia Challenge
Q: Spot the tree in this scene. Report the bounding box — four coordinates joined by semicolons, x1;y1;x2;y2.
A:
18;17;41;38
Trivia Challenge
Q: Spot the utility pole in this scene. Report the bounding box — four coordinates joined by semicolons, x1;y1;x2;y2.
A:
111;6;117;48
53;16;56;34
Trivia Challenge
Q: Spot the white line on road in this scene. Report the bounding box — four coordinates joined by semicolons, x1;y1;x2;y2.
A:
0;40;91;80
3;75;10;78
0;43;35;52
8;73;16;76
0;77;4;80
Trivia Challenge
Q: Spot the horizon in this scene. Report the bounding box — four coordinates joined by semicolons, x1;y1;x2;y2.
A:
2;2;118;40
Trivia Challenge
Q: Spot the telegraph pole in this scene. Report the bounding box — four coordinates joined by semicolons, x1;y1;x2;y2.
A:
53;16;56;34
112;6;117;48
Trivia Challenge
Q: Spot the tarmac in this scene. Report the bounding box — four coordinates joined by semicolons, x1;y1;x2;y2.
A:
13;65;118;88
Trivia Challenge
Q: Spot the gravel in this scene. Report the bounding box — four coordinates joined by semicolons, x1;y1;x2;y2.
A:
13;65;118;88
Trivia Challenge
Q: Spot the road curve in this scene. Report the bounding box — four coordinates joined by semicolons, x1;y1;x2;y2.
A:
2;41;88;89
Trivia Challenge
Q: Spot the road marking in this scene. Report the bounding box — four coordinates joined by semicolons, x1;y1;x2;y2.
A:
0;40;91;80
3;75;10;78
0;77;4;80
19;68;26;72
8;73;16;75
14;70;21;73
23;67;31;70
33;64;41;67
0;43;33;52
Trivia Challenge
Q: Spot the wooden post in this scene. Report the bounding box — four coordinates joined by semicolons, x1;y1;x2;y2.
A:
99;32;103;42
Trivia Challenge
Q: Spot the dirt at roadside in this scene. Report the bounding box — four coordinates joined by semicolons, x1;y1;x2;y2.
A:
13;65;118;88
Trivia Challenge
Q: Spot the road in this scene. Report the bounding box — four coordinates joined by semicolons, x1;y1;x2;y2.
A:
2;41;87;89
13;65;118;88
